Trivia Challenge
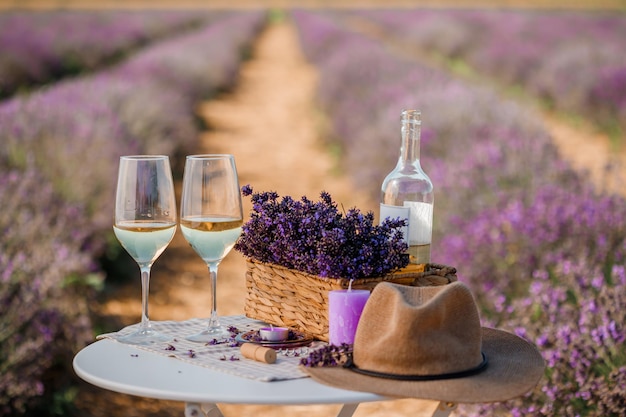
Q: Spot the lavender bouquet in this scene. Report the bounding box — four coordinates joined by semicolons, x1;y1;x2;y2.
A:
234;185;409;280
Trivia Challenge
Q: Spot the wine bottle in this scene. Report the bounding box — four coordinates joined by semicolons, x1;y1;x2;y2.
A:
380;109;434;264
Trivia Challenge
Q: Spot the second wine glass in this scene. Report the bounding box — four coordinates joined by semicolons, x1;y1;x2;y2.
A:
180;154;243;342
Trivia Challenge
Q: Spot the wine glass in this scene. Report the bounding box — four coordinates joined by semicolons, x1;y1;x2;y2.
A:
180;154;243;342
113;155;177;345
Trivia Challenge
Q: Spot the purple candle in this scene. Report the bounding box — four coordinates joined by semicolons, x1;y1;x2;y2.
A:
259;326;288;342
328;289;370;345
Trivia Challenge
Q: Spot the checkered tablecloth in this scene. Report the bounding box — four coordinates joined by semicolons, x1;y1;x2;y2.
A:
97;315;323;382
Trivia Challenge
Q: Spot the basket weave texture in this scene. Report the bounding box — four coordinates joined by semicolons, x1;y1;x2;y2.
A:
243;259;458;341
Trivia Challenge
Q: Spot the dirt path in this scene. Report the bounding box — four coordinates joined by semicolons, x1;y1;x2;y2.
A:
76;19;438;417
542;113;624;196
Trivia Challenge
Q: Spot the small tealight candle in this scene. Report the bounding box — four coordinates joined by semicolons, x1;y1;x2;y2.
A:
259;326;289;342
328;288;370;345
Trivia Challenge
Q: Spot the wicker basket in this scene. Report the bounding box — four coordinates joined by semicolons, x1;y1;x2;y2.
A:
243;259;457;341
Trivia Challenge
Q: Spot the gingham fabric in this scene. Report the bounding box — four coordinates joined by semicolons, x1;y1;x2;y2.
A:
97;315;323;382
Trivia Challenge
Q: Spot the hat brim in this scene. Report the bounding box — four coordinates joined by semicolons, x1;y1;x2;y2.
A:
303;328;545;404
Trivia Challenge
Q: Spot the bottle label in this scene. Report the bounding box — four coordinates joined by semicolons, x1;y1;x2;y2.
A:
380;202;432;246
403;201;433;245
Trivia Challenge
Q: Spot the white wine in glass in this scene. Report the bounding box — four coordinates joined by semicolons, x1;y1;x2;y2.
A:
180;154;243;342
113;155;177;345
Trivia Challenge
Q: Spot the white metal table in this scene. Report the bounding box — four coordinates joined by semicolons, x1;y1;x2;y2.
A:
73;331;456;417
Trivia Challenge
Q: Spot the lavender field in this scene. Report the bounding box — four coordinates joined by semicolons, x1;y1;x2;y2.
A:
0;11;264;414
0;10;228;98
293;10;625;417
1;6;625;417
350;9;626;137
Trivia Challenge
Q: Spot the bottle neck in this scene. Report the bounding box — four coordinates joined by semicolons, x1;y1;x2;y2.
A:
399;110;421;166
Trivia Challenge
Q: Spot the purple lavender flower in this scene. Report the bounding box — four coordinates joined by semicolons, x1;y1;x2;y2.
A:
235;186;408;279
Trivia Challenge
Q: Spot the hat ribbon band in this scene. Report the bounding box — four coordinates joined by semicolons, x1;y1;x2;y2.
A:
344;352;488;381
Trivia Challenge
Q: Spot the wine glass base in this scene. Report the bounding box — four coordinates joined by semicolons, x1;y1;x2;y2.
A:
186;326;232;343
118;328;171;345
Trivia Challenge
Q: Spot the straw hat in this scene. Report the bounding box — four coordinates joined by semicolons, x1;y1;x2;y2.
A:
303;281;544;403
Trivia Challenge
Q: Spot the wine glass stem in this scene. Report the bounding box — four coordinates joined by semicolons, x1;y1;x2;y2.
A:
140;265;152;331
207;262;220;329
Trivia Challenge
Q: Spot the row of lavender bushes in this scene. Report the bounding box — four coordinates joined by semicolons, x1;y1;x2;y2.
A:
0;11;265;415
352;9;626;137
293;11;625;416
0;10;221;98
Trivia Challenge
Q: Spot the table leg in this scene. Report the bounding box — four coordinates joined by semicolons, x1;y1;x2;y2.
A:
203;403;226;417
431;402;457;417
185;403;204;417
336;403;359;417
184;402;225;417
